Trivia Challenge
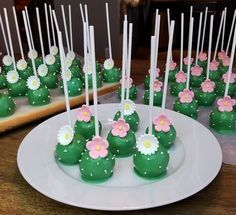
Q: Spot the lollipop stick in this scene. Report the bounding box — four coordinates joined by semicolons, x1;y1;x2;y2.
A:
201;7;208;53
84;5;91;55
226;10;236;55
25;6;35;50
61;5;71;52
12;7;24;60
52;10;59;32
79;3;85;24
154;14;160;69
167;8;172;61
162;21;175;112
206;15;214;80
195;12;202;65
0;14;9;55
49;5;56;46
69;5;73;52
44;3;51;51
221;7;227;51
89;26;99;136
36;8;45;64
180;13;184;71
83;22;89;106
105;2;112;60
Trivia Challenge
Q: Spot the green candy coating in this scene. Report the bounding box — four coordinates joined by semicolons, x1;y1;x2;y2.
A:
215;82;236;97
72;58;81;67
118;85;137;101
143;90;162;106
143;75;162;89
195;89;216;106
210;109;236;134
69;65;82;78
27;86;51;106
39;74;58;89
60;77;83;97
2;64;14;74
18;66;34;80
79;151;115;182
209;70;221;82
55;133;86;165
190;74;205;88
133;144;169;179
102;67;121;83
198;60;207;70
47;64;60;75
170;82;186;96
7;79;28;97
81;73;103;89
114;111;140;132
167;68;179;82
74;116;102;141
0;93;15;117
219;64;228;75
107;129;136;157
28;57;43;69
0;74;7;89
173;98;198;119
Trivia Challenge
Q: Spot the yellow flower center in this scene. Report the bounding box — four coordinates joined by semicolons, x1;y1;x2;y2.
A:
96;145;101;151
118;125;123;130
32;80;37;86
143;140;152;148
160;120;165;125
124;104;130;110
12;75;16;80
82;111;88;116
65;133;71;140
223;101;228;106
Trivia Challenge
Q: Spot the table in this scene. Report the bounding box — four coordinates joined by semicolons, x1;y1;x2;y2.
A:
0;57;235;214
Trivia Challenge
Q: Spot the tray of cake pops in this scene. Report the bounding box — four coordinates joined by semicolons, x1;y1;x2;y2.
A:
0;5;120;133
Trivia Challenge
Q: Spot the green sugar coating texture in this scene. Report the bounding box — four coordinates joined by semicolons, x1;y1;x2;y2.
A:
7;79;28;97
79;151;115;183
47;64;60;75
72;58;81;67
0;74;7;89
55;133;86;165
170;82;186;96
209;71;221;82
69;65;82;78
210;109;236;134
18;66;34;80
60;77;83;97
167;67;179;82
219;64;228;75
173;98;198;119
27;86;50;106
102;66;121;83
0;93;15;117
145;125;176;149
81;72;103;89
2;64;14;74
74;116;102;141
114;111;140;132
215;82;236;97
107;130;136;157
118;85;137;101
28;57;44;69
143;90;162;106
198;60;207;70
143;75;163;89
195;89;216;106
133;144;169;179
40;74;58;89
190;74;205;88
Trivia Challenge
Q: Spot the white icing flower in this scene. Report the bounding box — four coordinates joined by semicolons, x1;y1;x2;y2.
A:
67;51;75;61
65;57;72;68
6;70;19;84
136;134;159;155
57;125;74;146
83;64;92;75
27;76;40;90
45;54;56;65
38;64;48;77
120;99;136;116
28;49;38;59
16;59;27;71
3;55;13;66
62;69;72;81
50;45;59;55
103;58;114;70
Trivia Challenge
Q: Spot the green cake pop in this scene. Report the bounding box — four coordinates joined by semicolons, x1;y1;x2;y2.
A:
38;64;58;89
45;54;60;75
197;52;208;69
2;55;14;74
144;79;163;106
166;61;179;82
143;68;161;89
65;57;82;78
0;93;15;117
219;55;229;75
27;50;43;69
170;71;187;96
208;60;221;82
102;59;121;83
190;65;205;88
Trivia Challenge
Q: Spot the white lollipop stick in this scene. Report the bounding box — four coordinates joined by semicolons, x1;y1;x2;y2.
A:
36;8;45;64
105;2;112;60
126;23;133;100
186;17;194;90
154;14;160;69
83;22;89;106
3;8;16;71
180;13;184;71
0;14;9;55
120;19;128;119
195;12;202;65
58;31;72;127
25;6;35;50
206;15;214;80
12;7;24;60
224;23;236;97
89;26;99;136
79;3;85;24
22;11;37;77
226;10;236;55
148;36;156;134
69;5;73;52
52;10;59;32
213;11;224;60
84;5;91;55
167;8;172;61
61;5;71;52
44;3;51;51
154;9;159;38
221;7;227;51
49;5;56;46
201;7;208;53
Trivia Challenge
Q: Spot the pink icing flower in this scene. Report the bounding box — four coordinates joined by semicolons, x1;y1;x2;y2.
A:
153;114;172;132
217;96;236;112
178;88;194;103
120;76;133;88
175;71;186;83
169;61;177;70
183;56;194;65
148;68;160;78
111;118;130;138
218;50;227;60
191;65;203;76
198;52;207;61
201;79;215;93
209;60;219;71
222;56;230;67
222;72;236;84
77;105;91;122
86;136;109;159
153;80;163;92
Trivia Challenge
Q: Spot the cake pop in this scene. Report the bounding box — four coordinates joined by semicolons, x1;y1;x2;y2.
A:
0;93;15;117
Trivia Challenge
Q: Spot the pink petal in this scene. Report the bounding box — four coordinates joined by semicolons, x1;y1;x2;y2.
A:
89;150;99;159
99;149;108;158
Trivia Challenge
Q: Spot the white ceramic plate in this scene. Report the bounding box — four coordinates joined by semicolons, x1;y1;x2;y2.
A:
17;104;222;211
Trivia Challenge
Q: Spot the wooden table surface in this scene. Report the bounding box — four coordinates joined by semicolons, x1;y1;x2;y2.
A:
0;57;236;214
